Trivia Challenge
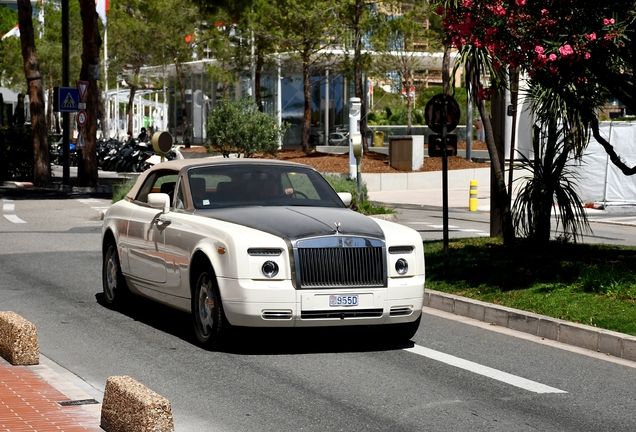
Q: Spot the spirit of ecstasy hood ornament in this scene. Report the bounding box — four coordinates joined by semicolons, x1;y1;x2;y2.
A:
333;222;341;234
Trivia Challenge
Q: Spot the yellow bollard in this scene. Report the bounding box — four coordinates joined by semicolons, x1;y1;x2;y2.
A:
469;180;478;211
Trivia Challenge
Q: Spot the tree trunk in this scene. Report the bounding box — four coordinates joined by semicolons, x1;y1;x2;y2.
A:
127;86;137;137
78;0;102;188
174;61;190;147
301;51;312;154
477;96;514;244
352;0;368;151
16;0;50;187
255;48;264;112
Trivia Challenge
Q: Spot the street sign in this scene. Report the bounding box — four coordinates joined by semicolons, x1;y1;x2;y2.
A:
428;134;458;157
77;80;89;102
56;87;79;112
425;94;461;134
77;109;87;127
76;131;86;149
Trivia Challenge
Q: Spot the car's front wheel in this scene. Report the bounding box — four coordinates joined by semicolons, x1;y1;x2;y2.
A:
102;242;129;307
385;314;421;343
192;264;230;348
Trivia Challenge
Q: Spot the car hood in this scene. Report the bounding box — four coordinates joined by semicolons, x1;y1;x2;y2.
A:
197;206;385;241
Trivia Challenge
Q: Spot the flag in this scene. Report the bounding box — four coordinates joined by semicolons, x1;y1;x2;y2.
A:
96;0;109;25
2;24;19;40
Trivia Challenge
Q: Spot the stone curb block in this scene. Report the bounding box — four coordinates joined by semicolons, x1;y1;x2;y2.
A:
101;375;174;432
0;311;39;366
424;290;636;362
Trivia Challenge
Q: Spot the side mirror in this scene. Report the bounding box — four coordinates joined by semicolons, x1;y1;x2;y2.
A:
338;192;352;207
148;193;171;213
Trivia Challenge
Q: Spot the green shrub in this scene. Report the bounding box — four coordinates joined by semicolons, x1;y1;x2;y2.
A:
324;174;393;215
111;177;137;203
206;96;288;158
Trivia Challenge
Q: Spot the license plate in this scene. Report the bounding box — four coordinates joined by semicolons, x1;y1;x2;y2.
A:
329;295;359;307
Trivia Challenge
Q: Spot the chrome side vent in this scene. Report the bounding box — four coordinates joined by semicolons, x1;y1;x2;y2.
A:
262;310;293;320
390;306;413;317
389;246;414;254
249;248;283;256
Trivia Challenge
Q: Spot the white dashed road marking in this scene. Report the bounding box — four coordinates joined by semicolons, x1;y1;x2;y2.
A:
405;345;567;394
76;197;110;212
4;214;27;224
2;198;26;224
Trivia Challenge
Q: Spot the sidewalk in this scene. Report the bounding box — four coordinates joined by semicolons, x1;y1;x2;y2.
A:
0;355;102;431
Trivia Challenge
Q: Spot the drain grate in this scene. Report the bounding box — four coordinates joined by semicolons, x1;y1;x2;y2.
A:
58;399;100;406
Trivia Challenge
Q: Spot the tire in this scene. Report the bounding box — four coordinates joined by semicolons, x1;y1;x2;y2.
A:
102;242;129;307
192;263;230;348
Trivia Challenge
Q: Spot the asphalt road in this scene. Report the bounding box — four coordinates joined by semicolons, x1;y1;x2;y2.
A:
2;193;636;431
391;204;636;246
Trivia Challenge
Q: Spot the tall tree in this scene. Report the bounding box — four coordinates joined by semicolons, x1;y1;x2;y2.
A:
341;0;374;151
108;0;156;136
258;0;344;154
147;0;199;146
77;0;102;188
16;0;49;186
439;0;636;243
371;1;438;134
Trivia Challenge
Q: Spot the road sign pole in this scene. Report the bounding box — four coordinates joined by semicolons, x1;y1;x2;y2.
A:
442;96;449;275
62;0;69;185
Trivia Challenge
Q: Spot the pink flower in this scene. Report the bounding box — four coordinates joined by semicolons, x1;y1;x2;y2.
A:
584;52;591;59
541;9;548;15
603;18;615;25
535;46;544;55
516;0;527;5
462;0;472;6
585;33;596;41
549;53;557;61
558;44;574;57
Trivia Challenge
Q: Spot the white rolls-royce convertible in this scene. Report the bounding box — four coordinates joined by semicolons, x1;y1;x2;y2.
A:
101;158;425;348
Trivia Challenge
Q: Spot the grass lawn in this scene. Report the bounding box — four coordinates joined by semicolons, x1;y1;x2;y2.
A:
424;238;636;336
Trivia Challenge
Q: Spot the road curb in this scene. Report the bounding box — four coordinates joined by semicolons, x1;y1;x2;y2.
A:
424;289;636;362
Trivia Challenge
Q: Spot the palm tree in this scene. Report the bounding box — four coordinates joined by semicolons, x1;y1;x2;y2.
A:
452;45;515;244
512;82;594;244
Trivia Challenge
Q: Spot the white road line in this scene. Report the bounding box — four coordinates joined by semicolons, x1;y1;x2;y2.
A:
4;214;27;224
429;224;459;229
404;345;567;394
2;198;14;212
77;198;100;204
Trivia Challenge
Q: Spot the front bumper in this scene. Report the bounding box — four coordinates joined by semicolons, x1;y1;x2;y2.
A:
217;275;425;328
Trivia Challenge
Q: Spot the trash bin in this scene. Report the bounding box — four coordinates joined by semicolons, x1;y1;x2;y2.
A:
389;135;424;171
373;131;385;147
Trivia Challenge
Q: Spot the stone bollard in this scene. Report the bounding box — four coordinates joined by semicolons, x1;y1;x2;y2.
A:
0;311;39;365
101;375;174;432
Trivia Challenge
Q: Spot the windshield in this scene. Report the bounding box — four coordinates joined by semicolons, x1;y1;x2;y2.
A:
188;164;346;210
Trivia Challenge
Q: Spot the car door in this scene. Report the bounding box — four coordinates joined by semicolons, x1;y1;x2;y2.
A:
126;171;178;284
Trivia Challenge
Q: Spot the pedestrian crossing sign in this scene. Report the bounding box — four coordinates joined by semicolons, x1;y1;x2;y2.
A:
54;87;79;112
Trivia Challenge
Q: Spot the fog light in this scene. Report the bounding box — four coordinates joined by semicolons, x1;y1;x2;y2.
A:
395;258;408;275
262;260;279;278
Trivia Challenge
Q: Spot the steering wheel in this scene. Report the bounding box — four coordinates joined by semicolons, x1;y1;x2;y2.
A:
291;190;309;199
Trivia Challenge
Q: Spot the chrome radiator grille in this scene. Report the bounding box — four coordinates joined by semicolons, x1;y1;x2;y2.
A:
295;237;386;289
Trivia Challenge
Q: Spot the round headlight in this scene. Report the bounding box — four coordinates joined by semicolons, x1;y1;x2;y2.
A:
395;258;409;275
261;260;279;278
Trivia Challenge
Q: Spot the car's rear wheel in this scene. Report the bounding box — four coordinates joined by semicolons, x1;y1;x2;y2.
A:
192;264;230;348
102;242;129;307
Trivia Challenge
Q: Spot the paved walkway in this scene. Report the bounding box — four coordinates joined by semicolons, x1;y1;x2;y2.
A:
0;356;102;431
